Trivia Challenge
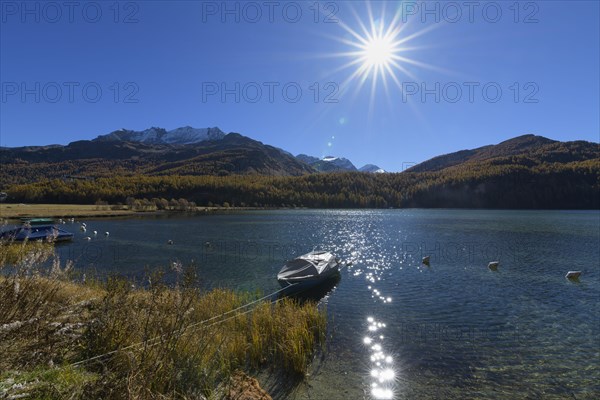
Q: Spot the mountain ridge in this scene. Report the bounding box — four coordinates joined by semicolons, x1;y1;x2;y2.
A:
406;134;597;173
2;131;598;209
0;130;314;184
94;126;226;145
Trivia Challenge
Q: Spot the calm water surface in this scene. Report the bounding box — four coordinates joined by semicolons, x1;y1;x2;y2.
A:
53;210;600;399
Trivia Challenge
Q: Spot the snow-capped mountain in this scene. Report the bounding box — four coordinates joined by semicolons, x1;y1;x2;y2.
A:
95;126;225;145
359;164;386;173
296;154;358;172
321;156;357;171
163;126;226;144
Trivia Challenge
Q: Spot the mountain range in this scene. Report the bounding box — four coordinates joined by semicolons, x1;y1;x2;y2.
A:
405;134;597;173
0;126;385;185
1;127;597;209
94;126;226;145
95;126;385;173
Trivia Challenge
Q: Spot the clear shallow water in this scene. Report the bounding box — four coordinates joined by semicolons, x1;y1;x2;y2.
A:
52;210;599;399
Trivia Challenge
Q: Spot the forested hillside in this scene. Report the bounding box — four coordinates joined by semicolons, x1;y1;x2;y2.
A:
0;133;313;185
4;160;598;209
1;134;598;209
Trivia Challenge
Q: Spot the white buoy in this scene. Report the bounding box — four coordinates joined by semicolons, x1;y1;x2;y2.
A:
80;226;86;232
488;261;499;270
422;256;430;265
565;271;581;280
104;232;109;236
167;240;174;245
93;230;97;235
81;222;86;227
84;236;91;241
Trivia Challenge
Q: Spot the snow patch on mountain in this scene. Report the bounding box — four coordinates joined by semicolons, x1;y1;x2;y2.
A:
321;156;357;171
163;126;225;144
95;126;225;145
296;154;359;172
359;164;386;173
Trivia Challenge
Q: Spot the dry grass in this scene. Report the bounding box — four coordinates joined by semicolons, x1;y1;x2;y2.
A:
0;203;135;219
0;240;327;399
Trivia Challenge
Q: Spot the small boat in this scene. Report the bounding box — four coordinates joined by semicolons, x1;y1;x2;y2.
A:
0;225;74;242
20;217;55;226
277;251;340;293
488;261;499;270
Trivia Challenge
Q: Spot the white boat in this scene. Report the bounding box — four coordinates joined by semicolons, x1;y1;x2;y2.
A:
277;251;340;292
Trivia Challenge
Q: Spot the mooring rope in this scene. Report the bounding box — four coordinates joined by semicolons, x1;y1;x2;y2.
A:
70;284;296;367
70;258;350;368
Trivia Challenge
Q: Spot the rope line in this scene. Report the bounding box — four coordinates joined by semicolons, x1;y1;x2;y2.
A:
71;284;296;367
70;259;349;368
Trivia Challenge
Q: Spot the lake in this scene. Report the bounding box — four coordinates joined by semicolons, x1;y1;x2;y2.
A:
52;209;600;399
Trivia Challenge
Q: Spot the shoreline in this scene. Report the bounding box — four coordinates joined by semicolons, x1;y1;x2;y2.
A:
2;203;598;222
0;204;138;220
0;203;291;221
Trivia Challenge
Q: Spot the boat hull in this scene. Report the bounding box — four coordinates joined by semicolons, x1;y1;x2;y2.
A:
278;266;340;294
277;250;341;295
0;225;74;242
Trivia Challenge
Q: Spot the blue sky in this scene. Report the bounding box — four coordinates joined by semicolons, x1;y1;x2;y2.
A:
1;0;598;171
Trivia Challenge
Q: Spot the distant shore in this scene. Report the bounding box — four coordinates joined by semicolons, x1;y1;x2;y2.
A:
0;204;137;219
0;203;292;220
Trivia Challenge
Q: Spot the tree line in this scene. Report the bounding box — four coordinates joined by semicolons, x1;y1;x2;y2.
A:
4;159;599;209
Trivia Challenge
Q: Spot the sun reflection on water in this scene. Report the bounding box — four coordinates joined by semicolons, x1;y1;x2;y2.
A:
364;316;397;399
319;214;406;398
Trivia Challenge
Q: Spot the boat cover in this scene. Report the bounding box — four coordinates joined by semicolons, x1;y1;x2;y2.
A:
278;251;336;280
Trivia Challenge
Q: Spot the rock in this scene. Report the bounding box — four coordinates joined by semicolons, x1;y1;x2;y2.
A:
223;371;271;400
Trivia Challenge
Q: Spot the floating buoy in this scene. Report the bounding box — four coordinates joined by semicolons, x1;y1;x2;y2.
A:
565;271;581;280
93;230;97;235
80;226;86;232
488;261;499;270
104;232;110;236
167;240;174;245
422;256;430;265
84;236;91;241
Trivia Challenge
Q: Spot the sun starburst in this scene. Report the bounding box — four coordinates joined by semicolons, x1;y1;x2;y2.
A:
322;2;443;110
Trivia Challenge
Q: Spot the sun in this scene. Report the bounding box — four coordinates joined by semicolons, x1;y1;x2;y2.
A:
323;2;442;107
343;18;406;86
361;35;395;69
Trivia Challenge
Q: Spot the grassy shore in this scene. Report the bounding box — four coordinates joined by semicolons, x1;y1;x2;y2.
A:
0;203;137;219
0;241;326;399
0;203;295;221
